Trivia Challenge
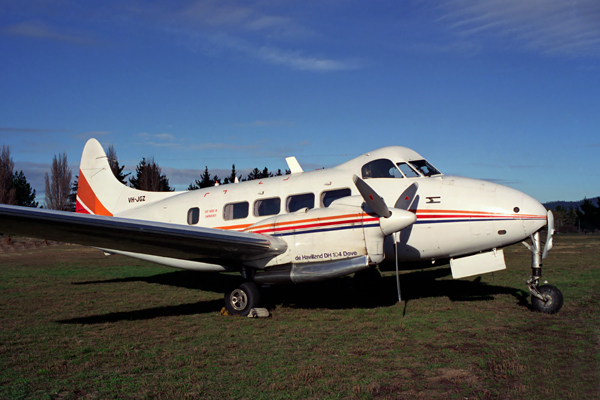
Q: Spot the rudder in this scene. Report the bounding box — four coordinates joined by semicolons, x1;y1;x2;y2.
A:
76;138;175;216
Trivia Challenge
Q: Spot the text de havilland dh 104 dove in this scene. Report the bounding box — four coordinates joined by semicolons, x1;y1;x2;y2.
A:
0;138;563;316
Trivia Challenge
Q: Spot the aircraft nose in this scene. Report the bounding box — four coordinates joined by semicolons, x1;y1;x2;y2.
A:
518;192;548;236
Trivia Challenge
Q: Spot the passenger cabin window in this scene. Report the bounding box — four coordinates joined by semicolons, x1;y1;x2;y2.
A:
409;159;441;177
397;162;420;178
187;207;200;225
361;159;403;179
286;193;314;213
321;188;352;207
254;197;281;217
223;201;249;220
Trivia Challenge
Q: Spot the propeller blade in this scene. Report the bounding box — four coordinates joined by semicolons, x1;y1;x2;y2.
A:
395;182;419;210
352;175;391;218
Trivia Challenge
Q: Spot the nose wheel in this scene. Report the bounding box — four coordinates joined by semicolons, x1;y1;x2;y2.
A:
524;225;563;314
530;284;563;314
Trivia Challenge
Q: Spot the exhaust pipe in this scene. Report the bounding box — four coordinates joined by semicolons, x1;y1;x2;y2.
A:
254;255;370;285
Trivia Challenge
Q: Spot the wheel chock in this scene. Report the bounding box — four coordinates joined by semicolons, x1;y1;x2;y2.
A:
247;308;270;318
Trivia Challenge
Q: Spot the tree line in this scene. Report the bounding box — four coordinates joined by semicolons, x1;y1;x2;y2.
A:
187;165;289;190
0;145;38;208
552;199;600;233
3;142;600;232
0;143;290;210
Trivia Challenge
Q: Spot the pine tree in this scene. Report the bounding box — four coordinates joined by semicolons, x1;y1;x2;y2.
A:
223;164;241;184
129;157;173;191
261;167;273;179
12;170;38;208
189;166;214;190
577;197;600;231
246;168;262;181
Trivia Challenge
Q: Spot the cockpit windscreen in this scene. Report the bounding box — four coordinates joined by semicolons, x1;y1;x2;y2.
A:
408;160;441;177
396;162;420;178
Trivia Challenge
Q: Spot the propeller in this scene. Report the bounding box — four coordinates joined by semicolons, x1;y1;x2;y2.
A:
352;175;419;304
395;182;419;210
352;175;391;218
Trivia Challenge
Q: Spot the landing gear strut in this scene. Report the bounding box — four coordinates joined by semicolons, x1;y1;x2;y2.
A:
524;229;563;314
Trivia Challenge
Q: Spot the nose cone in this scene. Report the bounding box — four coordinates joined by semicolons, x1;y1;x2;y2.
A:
484;179;547;236
443;176;548;239
519;192;548;236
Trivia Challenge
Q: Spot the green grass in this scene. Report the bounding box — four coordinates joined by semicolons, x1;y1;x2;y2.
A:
0;235;599;399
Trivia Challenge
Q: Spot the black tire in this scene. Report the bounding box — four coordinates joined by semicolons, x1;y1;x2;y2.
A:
531;284;563;314
224;282;260;316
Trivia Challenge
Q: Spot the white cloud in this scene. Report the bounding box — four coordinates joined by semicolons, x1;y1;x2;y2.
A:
138;132;177;143
75;131;110;140
153;133;176;140
146;142;179;148
187;142;260;152
2;21;97;45
177;0;313;39
439;0;600;56
163;1;358;71
233;120;294;128
255;46;361;71
0;127;70;134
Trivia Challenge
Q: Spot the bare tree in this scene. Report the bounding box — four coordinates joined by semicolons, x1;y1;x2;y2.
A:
44;152;73;210
0;145;17;205
106;144;130;184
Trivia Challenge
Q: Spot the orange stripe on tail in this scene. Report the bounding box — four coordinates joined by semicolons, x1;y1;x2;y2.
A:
76;170;113;216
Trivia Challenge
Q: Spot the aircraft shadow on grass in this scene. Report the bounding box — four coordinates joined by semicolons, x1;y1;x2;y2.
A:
58;267;530;325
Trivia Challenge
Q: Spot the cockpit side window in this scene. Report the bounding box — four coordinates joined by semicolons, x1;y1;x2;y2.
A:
409;159;441;177
361;159;403;179
396;162;420;178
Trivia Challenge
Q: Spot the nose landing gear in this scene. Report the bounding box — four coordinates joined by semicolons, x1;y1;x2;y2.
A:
523;220;563;314
530;284;563;314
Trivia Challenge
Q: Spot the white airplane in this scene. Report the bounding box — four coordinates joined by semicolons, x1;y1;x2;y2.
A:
0;138;562;315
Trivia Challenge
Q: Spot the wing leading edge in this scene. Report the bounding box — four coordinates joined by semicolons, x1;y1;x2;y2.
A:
0;205;287;266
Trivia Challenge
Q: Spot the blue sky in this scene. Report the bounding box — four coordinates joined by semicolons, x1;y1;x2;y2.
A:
1;0;599;203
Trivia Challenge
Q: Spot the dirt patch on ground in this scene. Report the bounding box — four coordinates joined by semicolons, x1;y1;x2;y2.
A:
426;367;479;385
0;236;70;252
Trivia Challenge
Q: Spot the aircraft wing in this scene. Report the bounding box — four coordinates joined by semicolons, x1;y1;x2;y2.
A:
0;205;287;265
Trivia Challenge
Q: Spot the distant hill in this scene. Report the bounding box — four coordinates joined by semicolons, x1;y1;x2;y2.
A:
543;197;599;210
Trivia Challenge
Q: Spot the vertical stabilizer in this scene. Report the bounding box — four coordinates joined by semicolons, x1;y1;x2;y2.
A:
285;156;303;174
76;138;176;216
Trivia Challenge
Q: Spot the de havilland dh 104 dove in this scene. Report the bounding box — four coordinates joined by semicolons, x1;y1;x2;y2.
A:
0;138;563;316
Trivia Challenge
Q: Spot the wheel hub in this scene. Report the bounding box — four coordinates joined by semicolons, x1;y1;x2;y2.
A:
230;289;248;311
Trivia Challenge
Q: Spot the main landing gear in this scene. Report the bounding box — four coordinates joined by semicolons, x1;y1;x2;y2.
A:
524;230;563;314
224;281;260;316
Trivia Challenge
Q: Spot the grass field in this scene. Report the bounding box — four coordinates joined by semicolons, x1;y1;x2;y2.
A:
1;235;598;399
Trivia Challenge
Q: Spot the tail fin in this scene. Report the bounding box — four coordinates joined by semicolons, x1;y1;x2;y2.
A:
76;139;175;216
